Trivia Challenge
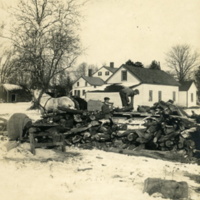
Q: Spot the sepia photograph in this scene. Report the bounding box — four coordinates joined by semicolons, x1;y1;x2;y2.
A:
0;0;200;199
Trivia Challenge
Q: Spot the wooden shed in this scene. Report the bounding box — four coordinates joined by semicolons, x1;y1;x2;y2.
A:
0;84;31;103
178;81;197;107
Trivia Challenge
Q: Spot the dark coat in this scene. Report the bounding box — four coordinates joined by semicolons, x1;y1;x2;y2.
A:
7;113;32;141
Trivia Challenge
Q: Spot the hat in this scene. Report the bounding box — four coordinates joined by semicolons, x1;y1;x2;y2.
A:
134;89;139;94
104;97;110;101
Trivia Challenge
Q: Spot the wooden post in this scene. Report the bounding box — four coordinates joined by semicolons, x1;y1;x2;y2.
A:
130;96;134;108
29;133;36;155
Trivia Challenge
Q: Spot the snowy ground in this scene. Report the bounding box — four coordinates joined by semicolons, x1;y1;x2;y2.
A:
0;102;200;200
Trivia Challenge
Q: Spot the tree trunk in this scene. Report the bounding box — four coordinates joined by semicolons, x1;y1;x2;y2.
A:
29;89;45;110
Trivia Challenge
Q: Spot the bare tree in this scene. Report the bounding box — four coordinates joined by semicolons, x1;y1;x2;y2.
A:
165;44;200;82
73;62;98;80
73;62;87;80
0;0;83;107
0;50;14;83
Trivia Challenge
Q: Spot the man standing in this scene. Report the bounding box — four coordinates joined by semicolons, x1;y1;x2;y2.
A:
119;87;139;109
101;97;113;119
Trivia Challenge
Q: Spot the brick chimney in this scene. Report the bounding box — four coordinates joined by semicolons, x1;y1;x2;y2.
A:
88;69;93;77
110;62;114;68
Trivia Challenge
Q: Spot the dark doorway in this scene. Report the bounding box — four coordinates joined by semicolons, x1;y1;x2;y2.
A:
11;94;16;102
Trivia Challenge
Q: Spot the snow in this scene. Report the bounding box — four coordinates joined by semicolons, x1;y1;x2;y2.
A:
0;102;200;200
3;83;23;91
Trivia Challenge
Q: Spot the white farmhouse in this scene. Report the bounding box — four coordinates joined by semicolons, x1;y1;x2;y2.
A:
92;62;118;81
86;64;181;109
72;74;105;98
178;81;197;107
72;63;118;98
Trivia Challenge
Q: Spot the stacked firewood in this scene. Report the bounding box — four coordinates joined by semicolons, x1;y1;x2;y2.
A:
31;101;197;158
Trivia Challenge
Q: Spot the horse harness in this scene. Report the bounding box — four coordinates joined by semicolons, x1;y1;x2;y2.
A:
39;97;52;113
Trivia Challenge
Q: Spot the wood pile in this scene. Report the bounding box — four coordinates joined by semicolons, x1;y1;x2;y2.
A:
31;101;197;159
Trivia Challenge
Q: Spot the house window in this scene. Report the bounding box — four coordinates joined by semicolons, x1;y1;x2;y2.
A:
121;70;127;81
85;81;87;86
82;90;85;96
74;90;77;96
191;93;194;102
149;90;153;101
105;71;110;76
77;82;79;87
98;72;102;76
158;91;162;101
172;91;176;101
77;90;80;97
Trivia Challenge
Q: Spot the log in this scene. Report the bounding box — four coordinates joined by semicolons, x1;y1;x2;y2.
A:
98;126;109;133
134;129;146;138
184;139;196;149
70;126;91;134
115;129;135;137
127;132;138;141
126;144;136;150
159;142;165;147
178;136;185;149
112;139;124;148
146;125;158;134
90;120;100;127
65;139;72;146
163;125;175;134
136;137;149;144
74;114;83;122
170;115;196;129
165;140;174;148
158;131;180;142
83;132;91;139
92;132;110;141
72;135;82;143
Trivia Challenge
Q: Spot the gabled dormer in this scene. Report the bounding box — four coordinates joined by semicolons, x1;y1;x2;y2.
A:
92;62;118;81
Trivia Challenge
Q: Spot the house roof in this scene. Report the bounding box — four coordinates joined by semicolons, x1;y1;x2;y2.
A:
179;81;194;91
2;84;22;91
87;83;141;93
82;75;104;86
122;64;180;86
103;66;118;73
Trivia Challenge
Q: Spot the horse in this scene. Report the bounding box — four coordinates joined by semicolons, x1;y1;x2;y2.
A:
72;96;88;110
33;89;76;113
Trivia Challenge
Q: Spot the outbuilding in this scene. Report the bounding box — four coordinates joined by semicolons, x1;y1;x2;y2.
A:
178;81;197;107
0;84;31;103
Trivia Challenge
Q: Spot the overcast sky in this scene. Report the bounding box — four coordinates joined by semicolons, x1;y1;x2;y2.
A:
0;0;200;70
79;0;200;69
